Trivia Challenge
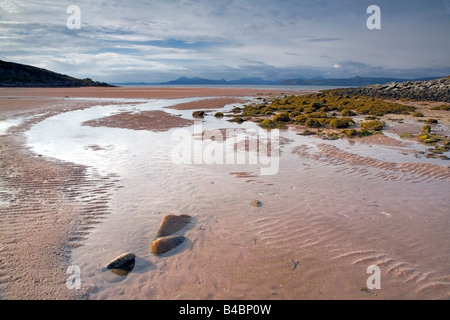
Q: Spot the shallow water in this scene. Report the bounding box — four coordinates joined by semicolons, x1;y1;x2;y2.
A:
0;116;27;135
25;96;450;299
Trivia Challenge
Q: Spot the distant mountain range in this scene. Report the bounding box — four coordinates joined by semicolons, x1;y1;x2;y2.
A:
0;60;113;87
159;76;277;85
0;59;445;88
115;76;444;87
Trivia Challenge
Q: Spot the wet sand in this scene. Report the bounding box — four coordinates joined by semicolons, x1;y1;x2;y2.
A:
0;87;303;300
0;87;449;300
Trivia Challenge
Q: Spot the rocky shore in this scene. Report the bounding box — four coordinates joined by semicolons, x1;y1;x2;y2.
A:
334;76;450;102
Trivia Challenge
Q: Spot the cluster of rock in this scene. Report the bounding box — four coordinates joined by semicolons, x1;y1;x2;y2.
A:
334;77;450;102
151;214;192;254
103;214;192;280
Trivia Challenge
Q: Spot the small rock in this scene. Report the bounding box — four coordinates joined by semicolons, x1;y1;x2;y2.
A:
105;252;136;273
250;200;262;207
152;235;186;254
157;214;191;237
192;111;205;118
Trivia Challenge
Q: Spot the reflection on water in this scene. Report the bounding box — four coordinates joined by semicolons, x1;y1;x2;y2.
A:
25;96;450;299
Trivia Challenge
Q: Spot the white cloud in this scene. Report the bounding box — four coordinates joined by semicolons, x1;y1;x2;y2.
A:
0;0;449;82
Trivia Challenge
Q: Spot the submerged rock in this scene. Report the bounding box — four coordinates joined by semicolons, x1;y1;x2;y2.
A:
105;252;136;273
102;252;136;282
151;235;186;254
157;214;192;237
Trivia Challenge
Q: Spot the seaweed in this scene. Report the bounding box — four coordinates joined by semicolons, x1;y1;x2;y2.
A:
305;118;322;128
421;125;431;133
273;112;291;122
360;120;385;131
330;117;355;129
259;119;283;129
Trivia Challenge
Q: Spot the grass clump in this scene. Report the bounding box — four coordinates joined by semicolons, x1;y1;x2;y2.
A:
214;112;224;117
413;112;424;117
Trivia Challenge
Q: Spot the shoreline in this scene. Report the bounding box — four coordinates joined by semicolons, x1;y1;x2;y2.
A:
0;87;449;300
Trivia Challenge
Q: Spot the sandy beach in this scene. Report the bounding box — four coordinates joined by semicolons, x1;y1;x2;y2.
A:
0;87;449;300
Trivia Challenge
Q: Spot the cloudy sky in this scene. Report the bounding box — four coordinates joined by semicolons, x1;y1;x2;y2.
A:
1;0;449;83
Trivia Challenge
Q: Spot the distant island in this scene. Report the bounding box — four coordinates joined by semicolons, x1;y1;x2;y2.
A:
0;60;114;88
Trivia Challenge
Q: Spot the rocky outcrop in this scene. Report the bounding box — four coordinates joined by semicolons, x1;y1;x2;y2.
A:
332;77;450;102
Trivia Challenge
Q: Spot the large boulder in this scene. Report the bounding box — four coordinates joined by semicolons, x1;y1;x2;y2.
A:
151;235;186;254
157;214;191;237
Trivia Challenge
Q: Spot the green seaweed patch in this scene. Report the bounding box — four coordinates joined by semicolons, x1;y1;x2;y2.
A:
399;133;415;139
305;118;322;128
330;117;355;129
323;132;340;140
341;128;374;138
273;112;291;122
341;109;357;116
297;129;317;136
417;133;441;144
231;106;243;114
263;91;416;117
427;139;450;159
421;125;431;133
227;116;247;124
259;119;284;129
360;120;385;131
